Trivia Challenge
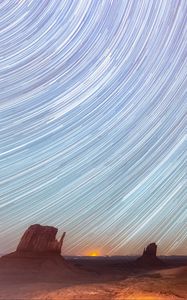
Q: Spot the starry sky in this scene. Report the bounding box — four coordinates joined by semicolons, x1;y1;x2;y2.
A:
0;0;186;256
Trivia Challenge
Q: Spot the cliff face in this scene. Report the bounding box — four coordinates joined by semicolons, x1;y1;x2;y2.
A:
136;243;164;267
143;243;157;257
0;225;82;283
16;224;66;254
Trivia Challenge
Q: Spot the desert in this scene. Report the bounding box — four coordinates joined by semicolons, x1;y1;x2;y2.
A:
0;225;186;300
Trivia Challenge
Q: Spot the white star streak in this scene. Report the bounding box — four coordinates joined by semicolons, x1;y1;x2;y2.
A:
0;0;186;256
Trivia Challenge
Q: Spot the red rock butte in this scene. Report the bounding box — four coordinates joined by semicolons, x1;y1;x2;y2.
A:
0;224;85;283
2;224;66;259
143;242;157;257
136;242;164;267
16;224;66;254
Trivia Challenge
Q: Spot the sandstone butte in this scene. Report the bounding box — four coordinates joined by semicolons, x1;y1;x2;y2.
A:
136;242;164;267
16;224;66;254
2;224;66;258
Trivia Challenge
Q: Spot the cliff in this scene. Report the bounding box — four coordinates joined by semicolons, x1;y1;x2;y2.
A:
2;224;66;258
16;224;66;254
136;243;164;267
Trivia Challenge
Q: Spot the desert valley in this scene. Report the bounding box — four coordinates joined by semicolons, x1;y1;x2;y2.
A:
0;224;186;300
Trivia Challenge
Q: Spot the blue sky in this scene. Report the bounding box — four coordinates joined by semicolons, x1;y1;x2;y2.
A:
0;0;186;256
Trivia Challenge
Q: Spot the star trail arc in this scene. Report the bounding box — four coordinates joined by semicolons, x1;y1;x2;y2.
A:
0;0;186;256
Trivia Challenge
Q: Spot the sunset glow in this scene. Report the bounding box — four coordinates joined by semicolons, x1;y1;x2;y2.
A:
87;250;101;257
91;252;98;257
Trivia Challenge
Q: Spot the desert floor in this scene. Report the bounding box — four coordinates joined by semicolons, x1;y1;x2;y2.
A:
0;257;186;300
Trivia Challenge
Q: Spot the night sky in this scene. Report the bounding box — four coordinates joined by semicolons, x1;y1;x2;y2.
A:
0;0;186;256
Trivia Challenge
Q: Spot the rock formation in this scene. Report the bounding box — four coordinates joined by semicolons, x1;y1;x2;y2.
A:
2;224;66;258
142;243;157;257
0;224;88;282
16;224;66;254
136;242;164;267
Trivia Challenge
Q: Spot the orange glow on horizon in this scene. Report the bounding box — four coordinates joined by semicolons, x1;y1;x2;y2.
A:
86;250;101;256
91;252;98;256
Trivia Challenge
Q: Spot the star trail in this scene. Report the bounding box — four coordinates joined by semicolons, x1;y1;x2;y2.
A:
0;0;186;256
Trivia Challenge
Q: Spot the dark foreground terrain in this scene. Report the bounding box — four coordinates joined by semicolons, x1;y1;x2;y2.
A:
0;256;187;300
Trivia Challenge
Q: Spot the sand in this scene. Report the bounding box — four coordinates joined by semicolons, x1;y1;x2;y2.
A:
0;257;186;300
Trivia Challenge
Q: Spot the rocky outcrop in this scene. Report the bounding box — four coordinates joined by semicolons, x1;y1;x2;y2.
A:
136;243;164;267
16;224;66;254
2;224;66;259
142;243;157;257
0;224;88;283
